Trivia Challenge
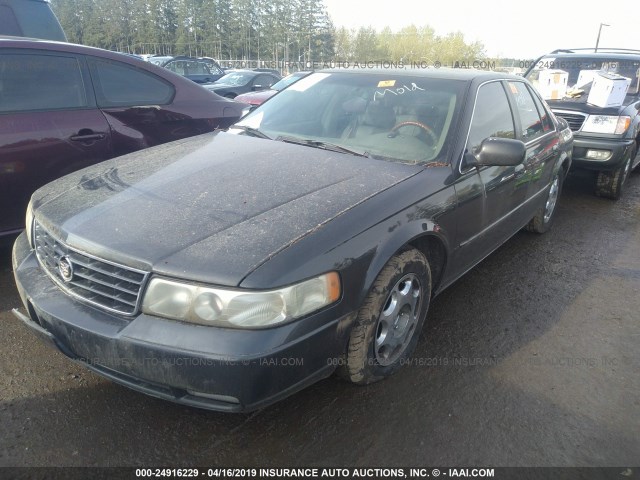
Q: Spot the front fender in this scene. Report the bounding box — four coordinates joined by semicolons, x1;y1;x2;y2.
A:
358;213;452;306
241;167;457;312
555;149;571;177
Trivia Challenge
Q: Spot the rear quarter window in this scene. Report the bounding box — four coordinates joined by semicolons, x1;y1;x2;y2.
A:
89;59;175;107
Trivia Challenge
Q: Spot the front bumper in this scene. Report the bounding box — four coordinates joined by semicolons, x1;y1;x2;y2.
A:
570;136;636;171
12;232;352;412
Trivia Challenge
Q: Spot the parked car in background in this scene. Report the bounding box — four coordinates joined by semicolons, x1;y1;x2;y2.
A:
525;48;640;199
161;56;225;84
0;37;244;242
253;68;282;76
148;55;174;66
235;71;311;106
0;0;66;41
203;69;281;98
13;69;572;412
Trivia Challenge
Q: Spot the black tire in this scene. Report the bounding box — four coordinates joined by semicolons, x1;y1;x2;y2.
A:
595;155;632;200
338;248;431;385
526;169;563;234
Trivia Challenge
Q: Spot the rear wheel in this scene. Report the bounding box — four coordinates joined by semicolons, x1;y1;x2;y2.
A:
526;169;563;234
595;155;633;200
338;248;431;385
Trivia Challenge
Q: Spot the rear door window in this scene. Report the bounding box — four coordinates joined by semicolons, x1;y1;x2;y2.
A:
0;5;22;36
508;81;546;142
527;85;554;133
89;59;175;107
254;74;276;88
0;53;87;112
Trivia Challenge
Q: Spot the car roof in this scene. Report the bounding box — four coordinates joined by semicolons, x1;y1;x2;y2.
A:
316;67;520;82
0;36;217;91
0;36;134;60
0;36;175;69
540;49;640;60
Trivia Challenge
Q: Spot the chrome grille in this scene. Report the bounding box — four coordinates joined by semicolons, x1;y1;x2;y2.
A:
553;110;587;132
34;222;147;316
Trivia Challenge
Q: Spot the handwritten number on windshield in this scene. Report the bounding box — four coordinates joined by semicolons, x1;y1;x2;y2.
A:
374;83;426;101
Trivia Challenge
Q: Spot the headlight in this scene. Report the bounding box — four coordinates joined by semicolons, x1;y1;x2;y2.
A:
582;115;630;134
25;201;34;248
142;272;341;328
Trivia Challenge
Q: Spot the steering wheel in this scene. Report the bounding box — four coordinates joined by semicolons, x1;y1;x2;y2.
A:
389;121;438;146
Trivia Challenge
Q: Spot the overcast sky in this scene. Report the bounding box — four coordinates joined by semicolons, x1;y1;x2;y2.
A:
323;0;639;59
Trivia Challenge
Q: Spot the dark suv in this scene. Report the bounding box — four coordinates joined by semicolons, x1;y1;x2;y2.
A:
525;49;640;199
0;0;66;41
161;56;225;84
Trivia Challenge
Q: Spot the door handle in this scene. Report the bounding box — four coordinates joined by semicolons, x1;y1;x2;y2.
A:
70;132;105;142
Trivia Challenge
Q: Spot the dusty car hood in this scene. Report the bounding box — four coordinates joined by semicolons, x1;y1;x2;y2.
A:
33;132;420;287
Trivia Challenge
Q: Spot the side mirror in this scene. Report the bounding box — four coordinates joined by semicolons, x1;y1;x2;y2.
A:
465;137;526;168
556;117;569;130
252;85;263;91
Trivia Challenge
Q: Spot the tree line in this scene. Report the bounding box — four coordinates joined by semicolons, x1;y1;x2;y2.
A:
51;0;486;65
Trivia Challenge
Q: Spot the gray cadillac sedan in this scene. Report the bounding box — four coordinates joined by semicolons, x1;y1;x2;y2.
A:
13;69;572;412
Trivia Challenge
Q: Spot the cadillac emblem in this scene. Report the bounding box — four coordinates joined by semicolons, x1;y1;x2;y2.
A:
58;256;74;283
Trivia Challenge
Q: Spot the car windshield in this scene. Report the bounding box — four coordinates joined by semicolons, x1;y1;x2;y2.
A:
271;72;307;91
526;56;640;102
234;72;464;164
217;72;254;85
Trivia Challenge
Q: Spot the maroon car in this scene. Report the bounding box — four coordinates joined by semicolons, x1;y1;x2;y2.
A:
234;71;311;106
0;37;244;241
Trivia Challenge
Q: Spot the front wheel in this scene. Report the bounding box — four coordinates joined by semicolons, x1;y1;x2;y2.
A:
338;248;431;385
595;155;632;200
526;169;563;234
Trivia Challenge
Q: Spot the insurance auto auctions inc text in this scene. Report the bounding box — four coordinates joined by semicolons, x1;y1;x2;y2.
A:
221;60;497;71
254;467;495;478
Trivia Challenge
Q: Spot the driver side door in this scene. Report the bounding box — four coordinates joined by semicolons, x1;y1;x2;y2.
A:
451;80;524;277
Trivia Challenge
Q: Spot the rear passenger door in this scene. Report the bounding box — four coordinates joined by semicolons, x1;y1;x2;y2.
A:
0;50;112;235
87;57;182;157
506;81;559;214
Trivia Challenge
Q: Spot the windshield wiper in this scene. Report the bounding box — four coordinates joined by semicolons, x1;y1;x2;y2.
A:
276;135;369;157
231;125;272;139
